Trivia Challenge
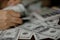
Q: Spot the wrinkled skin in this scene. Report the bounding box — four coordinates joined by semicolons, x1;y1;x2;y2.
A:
0;10;23;30
0;0;23;30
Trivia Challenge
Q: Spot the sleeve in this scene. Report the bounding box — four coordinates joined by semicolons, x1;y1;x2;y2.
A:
3;4;29;17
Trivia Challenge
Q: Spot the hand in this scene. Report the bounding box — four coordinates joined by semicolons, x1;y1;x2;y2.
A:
7;0;21;6
0;10;23;30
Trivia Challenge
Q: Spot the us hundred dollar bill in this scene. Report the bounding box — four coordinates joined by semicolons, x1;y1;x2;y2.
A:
0;27;20;40
37;28;60;39
19;28;33;39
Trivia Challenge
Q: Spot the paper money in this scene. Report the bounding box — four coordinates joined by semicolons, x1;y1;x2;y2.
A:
19;28;33;39
0;11;59;40
34;33;39;40
31;11;60;22
21;17;48;31
0;31;3;39
0;28;20;40
34;33;55;40
38;28;60;38
19;12;60;40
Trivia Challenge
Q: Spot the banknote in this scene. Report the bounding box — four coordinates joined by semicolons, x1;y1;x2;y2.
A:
20;17;48;31
19;28;33;39
38;28;60;38
0;31;3;39
0;28;20;40
34;33;40;40
34;33;55;40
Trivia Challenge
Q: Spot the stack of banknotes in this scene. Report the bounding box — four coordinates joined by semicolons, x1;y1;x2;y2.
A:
0;20;60;40
0;11;60;40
